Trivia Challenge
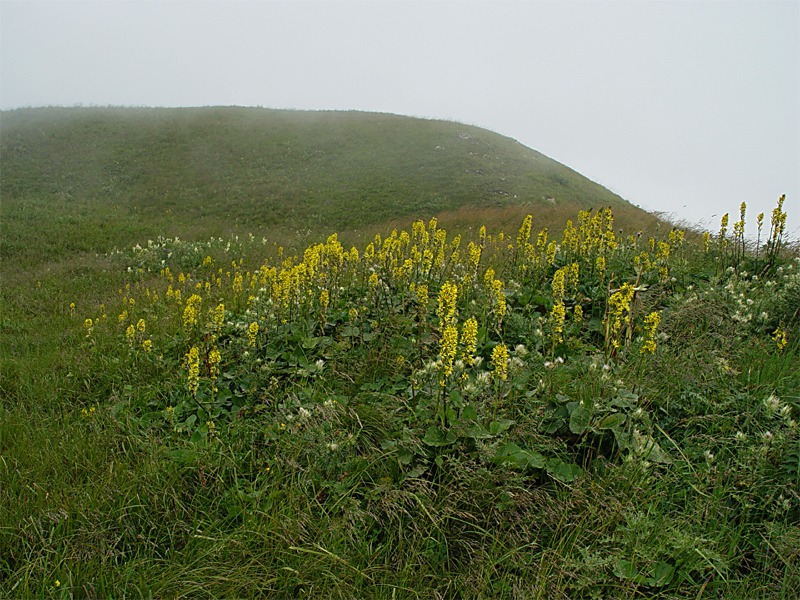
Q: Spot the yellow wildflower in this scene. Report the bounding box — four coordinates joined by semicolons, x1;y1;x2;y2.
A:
574;304;583;322
437;281;459;326
185;346;200;396
461;317;478;365
416;284;429;306
772;326;788;351
641;311;661;354
491;343;509;381
319;289;329;312
438;322;459;385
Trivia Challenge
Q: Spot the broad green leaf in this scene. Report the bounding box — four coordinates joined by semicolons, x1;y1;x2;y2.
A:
492;442;522;463
422;425;457;447
464;424;492;439
517;450;546;469
546;458;583;482
648;562;674;587
597;412;626;430
461;405;478;421
613;560;638;580
569;401;593;434
489;418;515;436
449;388;464;409
545;418;564;434
301;336;320;349
492;444;543;469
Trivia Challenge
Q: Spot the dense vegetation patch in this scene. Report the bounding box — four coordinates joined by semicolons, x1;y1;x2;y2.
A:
2;197;797;598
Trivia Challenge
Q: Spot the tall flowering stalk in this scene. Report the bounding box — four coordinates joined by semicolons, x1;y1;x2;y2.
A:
185;346;200;397
641;311;661;354
490;343;509;418
604;282;635;360
461;317;478;367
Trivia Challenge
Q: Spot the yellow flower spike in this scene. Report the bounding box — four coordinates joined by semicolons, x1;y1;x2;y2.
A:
136;318;145;333
491;279;507;323
319;289;329;312
551;268;566;303
208;348;221;388
183;294;202;330
517;214;532;248
143;339;153;352
438;322;459;385
550;302;566;343
656;241;671;262
436;281;459;326
491;343;509;381
595;255;606;276
461;317;478;365
248;322;259;347
185;346;200;396
484;268;495;289
232;272;243;295
125;324;135;342
641;311;661;354
546;241;558;265
416;284;429;306
537;228;548;250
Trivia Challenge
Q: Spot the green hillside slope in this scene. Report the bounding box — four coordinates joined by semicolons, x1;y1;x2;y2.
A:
1;106;644;263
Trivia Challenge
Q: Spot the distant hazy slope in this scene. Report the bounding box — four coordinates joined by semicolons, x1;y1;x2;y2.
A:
1;106;631;231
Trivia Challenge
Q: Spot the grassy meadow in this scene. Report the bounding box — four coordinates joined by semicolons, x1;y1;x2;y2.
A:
1;108;799;599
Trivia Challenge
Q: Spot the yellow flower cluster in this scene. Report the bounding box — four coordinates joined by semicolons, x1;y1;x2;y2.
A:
211;303;225;332
185;346;200;397
247;322;258;347
183;294;202;330
208;348;221;391
415;284;429;306
772;326;788;351
641;311;661;354
491;343;509;381
550;302;566;344
604;283;635;356
461;317;478;366
437;281;460;385
438;322;459;385
437;281;458;325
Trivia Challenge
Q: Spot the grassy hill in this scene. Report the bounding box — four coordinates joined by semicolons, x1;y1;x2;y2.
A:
4;107;796;599
1;106;649;265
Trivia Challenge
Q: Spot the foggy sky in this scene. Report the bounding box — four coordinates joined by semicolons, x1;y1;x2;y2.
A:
1;0;798;237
